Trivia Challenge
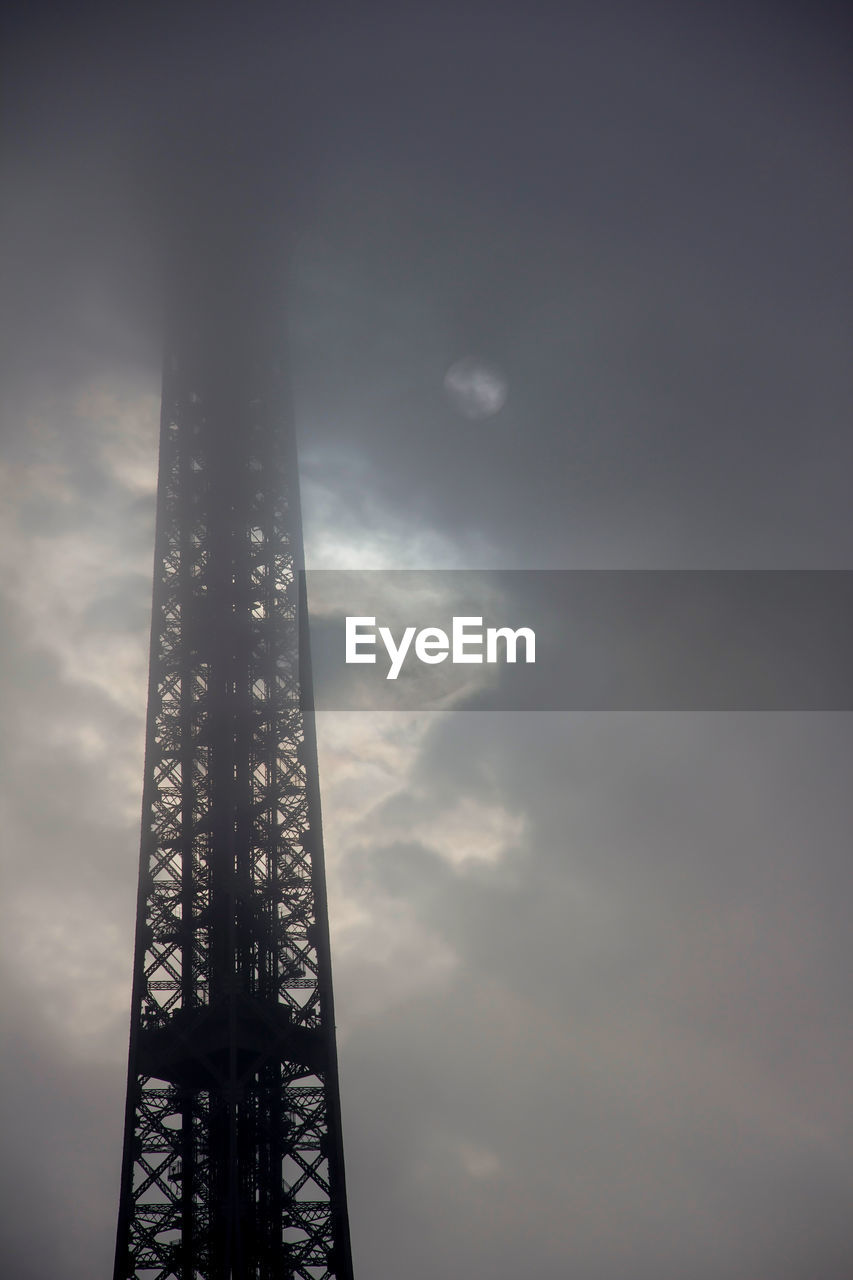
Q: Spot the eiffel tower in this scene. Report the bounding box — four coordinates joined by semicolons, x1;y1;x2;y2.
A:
113;212;354;1278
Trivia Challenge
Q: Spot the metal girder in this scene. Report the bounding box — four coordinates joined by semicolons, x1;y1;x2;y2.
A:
114;300;353;1280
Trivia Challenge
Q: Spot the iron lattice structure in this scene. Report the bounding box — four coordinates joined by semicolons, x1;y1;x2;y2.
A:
114;278;353;1279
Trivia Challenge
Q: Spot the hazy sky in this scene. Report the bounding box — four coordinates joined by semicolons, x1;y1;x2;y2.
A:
1;3;852;1277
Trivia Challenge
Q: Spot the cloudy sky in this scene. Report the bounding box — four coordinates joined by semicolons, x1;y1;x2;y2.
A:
1;2;852;1276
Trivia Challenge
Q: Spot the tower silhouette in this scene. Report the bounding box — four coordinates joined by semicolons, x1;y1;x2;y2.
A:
113;224;353;1278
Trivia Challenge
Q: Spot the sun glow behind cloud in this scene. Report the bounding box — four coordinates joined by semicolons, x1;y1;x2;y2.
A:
300;444;495;570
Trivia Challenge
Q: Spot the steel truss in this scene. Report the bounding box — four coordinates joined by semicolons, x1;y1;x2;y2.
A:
114;296;353;1280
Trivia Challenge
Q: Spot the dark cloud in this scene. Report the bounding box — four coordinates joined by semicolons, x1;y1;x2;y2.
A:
336;713;853;1277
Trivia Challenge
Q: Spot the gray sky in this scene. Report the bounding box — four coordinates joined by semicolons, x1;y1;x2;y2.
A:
1;3;852;1276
